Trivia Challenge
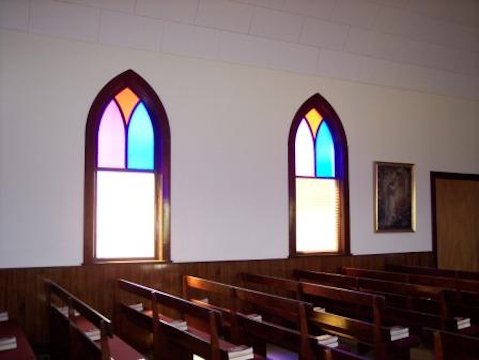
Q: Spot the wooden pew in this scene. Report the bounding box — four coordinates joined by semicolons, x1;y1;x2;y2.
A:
294;270;444;322
240;273;420;359
295;269;479;335
117;278;258;360
235;310;366;360
183;275;313;359
183;275;366;360
386;264;479;282
342;267;479;294
441;289;479;334
44;279;142;360
422;328;479;360
341;267;479;329
0;312;35;360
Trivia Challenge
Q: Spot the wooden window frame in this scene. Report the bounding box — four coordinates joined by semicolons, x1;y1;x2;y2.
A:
288;93;350;256
84;70;171;264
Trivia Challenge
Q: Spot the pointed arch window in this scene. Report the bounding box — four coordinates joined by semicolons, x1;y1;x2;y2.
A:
289;94;350;255
84;70;170;263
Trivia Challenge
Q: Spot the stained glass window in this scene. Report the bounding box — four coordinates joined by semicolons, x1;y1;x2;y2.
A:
84;70;171;263
295;110;336;179
289;94;349;255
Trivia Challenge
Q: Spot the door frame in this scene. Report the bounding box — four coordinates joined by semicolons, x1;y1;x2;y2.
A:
430;171;479;267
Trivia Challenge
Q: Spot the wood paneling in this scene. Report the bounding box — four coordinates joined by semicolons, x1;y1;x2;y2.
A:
0;252;433;349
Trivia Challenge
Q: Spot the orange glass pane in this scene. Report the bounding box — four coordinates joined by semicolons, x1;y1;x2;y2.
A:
305;108;323;139
115;88;140;125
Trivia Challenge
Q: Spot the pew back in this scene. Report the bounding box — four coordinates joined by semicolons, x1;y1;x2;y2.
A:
45;279;142;360
184;275;367;360
386;264;479;282
117;279;228;360
240;273;420;360
423;328;479;360
342;267;479;294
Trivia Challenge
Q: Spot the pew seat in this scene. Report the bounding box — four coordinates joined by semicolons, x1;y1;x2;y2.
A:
0;317;36;360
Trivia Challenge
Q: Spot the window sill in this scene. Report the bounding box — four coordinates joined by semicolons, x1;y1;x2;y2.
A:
82;259;172;266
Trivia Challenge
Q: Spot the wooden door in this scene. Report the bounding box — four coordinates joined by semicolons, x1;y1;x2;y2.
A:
432;172;479;271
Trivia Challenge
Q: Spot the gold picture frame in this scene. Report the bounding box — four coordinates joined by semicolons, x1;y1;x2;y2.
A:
375;162;416;232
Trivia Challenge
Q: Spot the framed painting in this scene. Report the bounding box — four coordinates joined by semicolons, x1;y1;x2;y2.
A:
375;162;416;232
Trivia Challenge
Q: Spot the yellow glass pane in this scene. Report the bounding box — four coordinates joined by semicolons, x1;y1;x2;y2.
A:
305;108;323;138
115;88;140;125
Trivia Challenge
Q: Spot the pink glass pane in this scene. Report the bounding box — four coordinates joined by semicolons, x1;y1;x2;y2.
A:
98;100;126;168
295;119;315;177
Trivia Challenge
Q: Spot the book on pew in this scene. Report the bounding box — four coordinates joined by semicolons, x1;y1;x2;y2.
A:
227;345;254;359
57;306;80;317
316;334;339;348
246;313;262;321
0;312;8;322
454;317;471;330
169;320;188;331
313;307;326;313
129;303;144;312
84;328;101;341
389;326;409;341
0;336;17;351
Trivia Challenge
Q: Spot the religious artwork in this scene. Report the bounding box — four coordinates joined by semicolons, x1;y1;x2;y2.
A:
375;162;415;232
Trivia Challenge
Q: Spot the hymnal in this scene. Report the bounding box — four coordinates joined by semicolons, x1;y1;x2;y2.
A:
246;313;262;321
58;306;80;317
129;303;144;312
390;326;409;341
227;345;254;359
455;317;471;330
0;312;8;322
0;336;17;351
316;334;339;347
169;320;188;331
84;328;101;341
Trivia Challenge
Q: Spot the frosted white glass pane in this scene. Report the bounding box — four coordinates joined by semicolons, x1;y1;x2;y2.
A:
295;119;315;177
296;178;338;253
96;171;155;258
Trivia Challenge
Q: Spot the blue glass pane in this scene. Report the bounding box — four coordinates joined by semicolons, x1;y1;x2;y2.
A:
315;122;335;177
127;102;154;170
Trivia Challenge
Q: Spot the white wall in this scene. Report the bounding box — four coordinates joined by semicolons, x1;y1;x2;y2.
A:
1;0;478;267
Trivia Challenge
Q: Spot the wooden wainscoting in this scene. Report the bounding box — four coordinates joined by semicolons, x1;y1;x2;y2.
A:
0;252;432;349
